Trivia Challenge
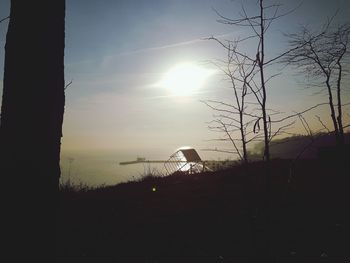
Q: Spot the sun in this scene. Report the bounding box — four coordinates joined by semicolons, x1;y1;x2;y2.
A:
158;62;215;97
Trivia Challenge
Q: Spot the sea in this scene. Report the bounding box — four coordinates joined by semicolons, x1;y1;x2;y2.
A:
60;149;179;187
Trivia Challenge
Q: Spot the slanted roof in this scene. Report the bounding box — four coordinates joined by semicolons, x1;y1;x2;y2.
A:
179;148;202;162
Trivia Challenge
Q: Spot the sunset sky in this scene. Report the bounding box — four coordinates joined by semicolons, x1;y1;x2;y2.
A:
1;0;349;185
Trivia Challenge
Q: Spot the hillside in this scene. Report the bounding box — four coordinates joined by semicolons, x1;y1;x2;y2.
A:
56;156;349;263
250;133;350;160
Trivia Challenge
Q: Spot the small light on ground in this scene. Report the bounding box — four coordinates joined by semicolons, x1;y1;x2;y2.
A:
152;187;156;192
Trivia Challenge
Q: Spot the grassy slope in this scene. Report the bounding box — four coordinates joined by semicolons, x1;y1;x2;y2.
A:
56;157;349;263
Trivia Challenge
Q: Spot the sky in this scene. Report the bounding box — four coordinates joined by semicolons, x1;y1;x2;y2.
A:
0;0;349;185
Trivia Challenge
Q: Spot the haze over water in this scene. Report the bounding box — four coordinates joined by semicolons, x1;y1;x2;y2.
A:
60;148;229;186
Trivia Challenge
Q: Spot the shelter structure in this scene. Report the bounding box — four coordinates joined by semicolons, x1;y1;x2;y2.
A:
119;147;211;175
164;148;209;175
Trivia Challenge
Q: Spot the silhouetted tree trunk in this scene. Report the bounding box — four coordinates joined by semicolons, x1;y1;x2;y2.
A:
0;1;65;262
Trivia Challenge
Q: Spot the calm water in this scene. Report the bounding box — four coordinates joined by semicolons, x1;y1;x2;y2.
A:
60;150;173;187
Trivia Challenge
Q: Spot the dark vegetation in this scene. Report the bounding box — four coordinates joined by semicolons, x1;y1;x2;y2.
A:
57;148;349;263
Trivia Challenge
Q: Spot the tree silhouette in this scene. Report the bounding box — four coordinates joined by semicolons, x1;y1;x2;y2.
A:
207;1;305;260
209;0;304;165
202;41;263;164
0;1;65;261
284;20;350;146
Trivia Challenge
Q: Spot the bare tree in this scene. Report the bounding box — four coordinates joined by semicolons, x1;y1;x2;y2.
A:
202;40;262;164
207;1;304;259
284;21;350;146
209;0;303;164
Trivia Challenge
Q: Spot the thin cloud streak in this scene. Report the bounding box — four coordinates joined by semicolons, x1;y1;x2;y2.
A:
116;32;234;57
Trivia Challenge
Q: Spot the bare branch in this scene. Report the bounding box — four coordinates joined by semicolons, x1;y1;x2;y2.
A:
271;102;329;123
64;80;73;90
206;36;256;62
0;16;10;24
315;115;330;133
269;120;296;142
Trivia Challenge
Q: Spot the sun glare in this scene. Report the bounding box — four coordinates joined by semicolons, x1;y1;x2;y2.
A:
158;62;215;97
